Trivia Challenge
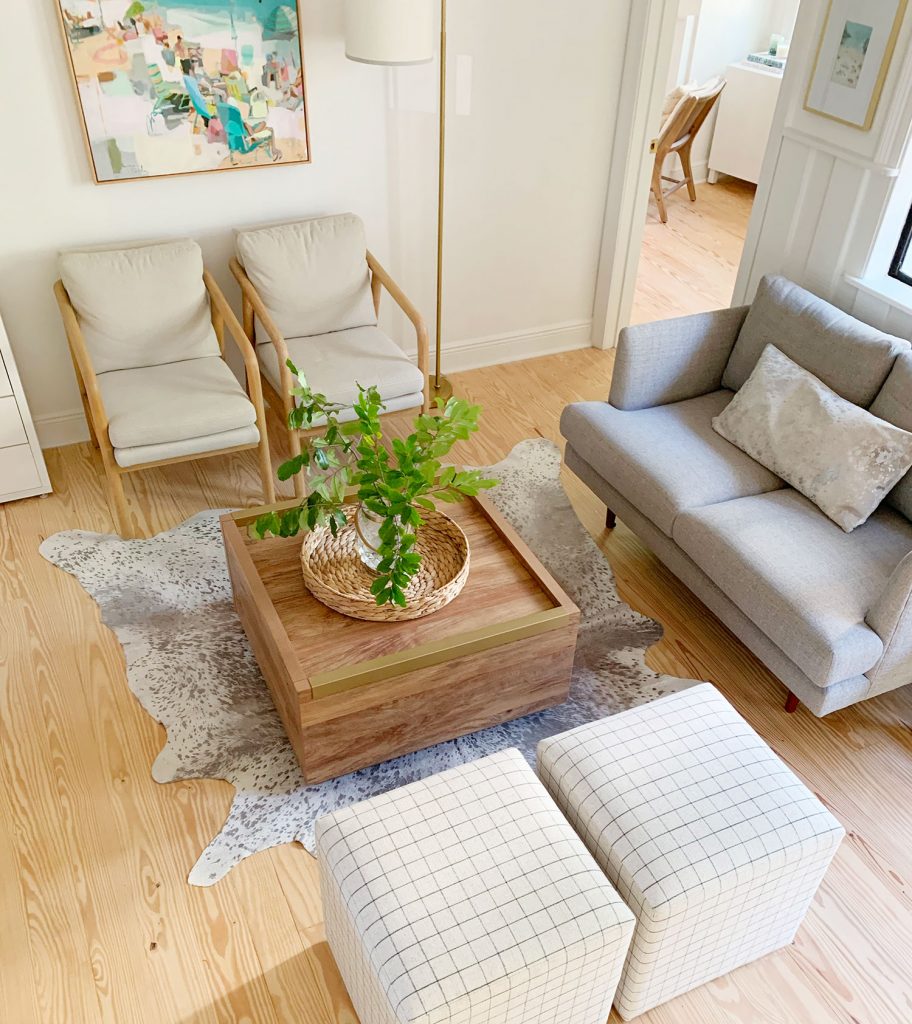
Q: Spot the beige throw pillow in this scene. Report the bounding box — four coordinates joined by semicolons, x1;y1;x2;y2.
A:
713;345;912;532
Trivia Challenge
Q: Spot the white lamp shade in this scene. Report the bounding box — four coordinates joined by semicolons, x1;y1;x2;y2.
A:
344;0;435;66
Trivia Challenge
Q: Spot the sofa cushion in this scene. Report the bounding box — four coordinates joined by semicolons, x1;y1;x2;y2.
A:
257;325;425;415
59;239;219;375
560;391;783;536
722;275;908;406
236;214;377;340
869;351;912;522
674;490;912;686
97;356;257;450
713;345;912;532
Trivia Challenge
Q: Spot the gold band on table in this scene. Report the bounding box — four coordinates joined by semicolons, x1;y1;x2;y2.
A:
309;607;571;699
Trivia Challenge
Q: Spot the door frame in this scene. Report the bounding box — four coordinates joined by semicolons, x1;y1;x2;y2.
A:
591;0;686;349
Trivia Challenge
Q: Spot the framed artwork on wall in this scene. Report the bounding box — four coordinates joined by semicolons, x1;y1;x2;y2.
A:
804;0;908;131
56;1;311;183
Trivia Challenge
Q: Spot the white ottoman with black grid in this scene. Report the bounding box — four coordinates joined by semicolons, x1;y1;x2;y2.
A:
316;748;635;1024
537;684;845;1021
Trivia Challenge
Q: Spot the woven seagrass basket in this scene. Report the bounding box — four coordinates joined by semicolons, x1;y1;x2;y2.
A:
300;503;470;622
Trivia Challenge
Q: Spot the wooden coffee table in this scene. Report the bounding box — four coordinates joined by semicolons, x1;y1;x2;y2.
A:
221;495;579;783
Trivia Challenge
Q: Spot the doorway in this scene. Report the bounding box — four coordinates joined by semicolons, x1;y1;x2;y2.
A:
630;0;800;324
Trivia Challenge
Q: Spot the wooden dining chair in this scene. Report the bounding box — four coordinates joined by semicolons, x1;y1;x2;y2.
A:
230;213;430;498
651;78;726;223
55;238;274;538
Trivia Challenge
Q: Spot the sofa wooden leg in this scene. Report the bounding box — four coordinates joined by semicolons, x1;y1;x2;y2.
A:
784;691;800;714
605;507;617;530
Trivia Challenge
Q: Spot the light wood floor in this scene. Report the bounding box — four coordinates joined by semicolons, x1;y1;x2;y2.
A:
2;347;911;1024
631;177;756;325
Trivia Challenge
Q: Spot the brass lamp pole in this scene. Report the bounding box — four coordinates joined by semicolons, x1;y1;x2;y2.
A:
433;0;452;400
344;0;452;401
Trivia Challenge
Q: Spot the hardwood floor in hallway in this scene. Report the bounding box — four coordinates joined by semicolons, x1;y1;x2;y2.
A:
631;177;756;324
1;346;910;1024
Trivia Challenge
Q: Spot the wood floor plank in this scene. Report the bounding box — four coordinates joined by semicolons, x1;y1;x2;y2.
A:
0;682;42;1024
632;178;755;325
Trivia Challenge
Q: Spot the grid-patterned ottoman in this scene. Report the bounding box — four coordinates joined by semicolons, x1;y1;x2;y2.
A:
317;748;635;1024
537;684;845;1020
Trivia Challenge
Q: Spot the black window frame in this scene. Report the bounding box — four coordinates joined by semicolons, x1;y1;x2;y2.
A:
890;204;912;287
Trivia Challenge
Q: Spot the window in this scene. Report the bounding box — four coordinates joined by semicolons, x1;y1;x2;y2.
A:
889;204;912;287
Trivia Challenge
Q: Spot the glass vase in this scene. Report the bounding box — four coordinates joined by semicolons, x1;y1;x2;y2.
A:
354;504;385;572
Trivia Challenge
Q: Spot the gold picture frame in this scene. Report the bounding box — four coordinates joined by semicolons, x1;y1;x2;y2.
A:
804;0;908;131
55;0;311;184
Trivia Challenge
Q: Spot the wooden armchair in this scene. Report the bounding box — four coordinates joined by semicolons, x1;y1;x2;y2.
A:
55;239;274;538
651;78;726;223
230;213;430;498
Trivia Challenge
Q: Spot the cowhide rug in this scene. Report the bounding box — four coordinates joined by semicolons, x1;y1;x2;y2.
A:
41;438;691;885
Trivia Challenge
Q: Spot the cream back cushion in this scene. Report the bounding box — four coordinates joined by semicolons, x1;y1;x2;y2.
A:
59;239;218;374
235;214;377;340
713;344;912;532
660;82;695;125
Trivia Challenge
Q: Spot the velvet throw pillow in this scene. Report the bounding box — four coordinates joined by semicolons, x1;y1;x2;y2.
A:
713;344;912;532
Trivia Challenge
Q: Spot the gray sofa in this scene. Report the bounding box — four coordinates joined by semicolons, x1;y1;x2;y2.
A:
562;275;912;716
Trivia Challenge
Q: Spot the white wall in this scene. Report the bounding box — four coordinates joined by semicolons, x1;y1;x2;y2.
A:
385;0;630;369
0;1;629;448
735;0;912;341
668;0;801;181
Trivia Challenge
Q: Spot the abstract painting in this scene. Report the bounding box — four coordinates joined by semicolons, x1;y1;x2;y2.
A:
57;1;310;182
805;0;907;131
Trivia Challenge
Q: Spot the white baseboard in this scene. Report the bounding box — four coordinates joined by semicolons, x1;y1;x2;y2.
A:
441;320;593;373
35;409;90;450
36;321;593;449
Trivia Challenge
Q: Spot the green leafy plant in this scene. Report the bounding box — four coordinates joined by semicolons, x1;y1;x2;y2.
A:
252;361;497;607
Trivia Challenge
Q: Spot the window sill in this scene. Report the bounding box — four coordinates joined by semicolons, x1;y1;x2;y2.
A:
846;273;912;318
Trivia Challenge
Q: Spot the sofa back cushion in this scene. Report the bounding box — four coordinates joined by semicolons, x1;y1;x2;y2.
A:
870;351;912;521
59;239;218;374
235;213;377;341
722;275;908;407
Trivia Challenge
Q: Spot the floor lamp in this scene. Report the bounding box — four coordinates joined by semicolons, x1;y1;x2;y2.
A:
344;0;453;401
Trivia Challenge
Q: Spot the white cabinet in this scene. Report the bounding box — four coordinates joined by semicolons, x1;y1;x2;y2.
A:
708;61;783;185
0;317;51;503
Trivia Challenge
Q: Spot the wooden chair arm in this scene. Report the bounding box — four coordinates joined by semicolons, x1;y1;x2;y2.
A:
203;270;268;416
53;279;111;440
229;256;296;400
204;271;256;370
229;258;288;353
366;250;430;409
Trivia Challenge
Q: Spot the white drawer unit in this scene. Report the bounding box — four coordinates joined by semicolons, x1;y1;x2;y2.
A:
0;445;42;496
0;315;51;503
0;395;27;448
708;61;784;186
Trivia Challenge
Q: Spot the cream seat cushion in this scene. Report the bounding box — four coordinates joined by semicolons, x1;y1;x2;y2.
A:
257;326;425;414
235;214;377;340
97;357;258;465
59;239;219;374
112;424;261;469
